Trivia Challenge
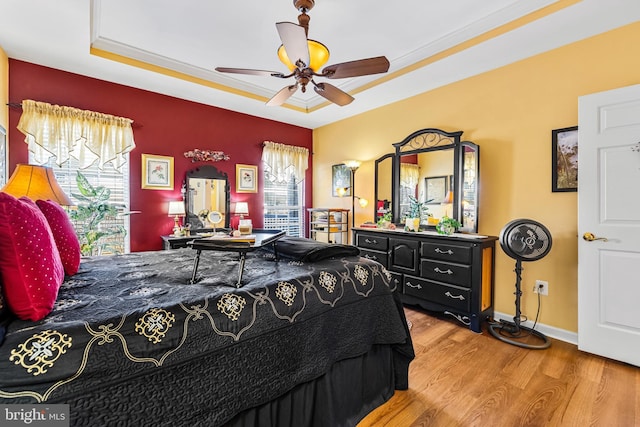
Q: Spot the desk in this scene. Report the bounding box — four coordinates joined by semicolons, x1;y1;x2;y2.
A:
188;229;285;287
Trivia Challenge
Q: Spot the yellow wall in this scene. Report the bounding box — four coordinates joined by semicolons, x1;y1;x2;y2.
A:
0;46;7;137
313;22;640;333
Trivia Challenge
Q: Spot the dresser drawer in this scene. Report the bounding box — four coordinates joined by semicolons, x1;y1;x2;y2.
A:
356;233;389;251
388;271;402;291
421;260;472;287
421;242;472;264
359;249;388;267
404;276;471;312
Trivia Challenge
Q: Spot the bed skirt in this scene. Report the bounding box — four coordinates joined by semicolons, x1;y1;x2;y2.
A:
226;344;396;427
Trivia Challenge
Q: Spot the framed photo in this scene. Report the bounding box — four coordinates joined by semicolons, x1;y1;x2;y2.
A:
424;175;448;204
552;126;578;192
236;164;258;193
141;154;174;190
332;164;352;197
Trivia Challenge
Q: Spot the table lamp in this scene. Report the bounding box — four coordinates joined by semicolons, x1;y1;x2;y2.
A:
235;202;252;234
2;164;72;205
168;201;186;236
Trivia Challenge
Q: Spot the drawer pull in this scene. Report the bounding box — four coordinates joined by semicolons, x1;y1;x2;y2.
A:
435;248;454;255
365;238;378;244
434;267;454;275
445;291;465;301
364;254;378;261
406;281;422;290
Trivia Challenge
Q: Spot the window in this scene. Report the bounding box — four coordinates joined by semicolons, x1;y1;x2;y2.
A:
31;154;131;254
261;141;309;238
263;173;304;237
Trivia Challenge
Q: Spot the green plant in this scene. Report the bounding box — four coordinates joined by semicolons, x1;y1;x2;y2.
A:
69;171;126;256
377;211;393;227
436;216;462;235
405;196;432;220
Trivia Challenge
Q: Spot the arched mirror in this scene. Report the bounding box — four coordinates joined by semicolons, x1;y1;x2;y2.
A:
183;165;230;230
374;128;479;233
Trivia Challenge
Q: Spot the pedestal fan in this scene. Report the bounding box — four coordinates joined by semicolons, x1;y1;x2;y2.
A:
488;219;552;349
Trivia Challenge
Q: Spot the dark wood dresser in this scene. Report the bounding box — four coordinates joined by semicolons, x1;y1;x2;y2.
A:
353;227;497;333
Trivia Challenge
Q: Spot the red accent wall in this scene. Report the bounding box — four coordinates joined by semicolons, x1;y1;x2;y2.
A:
8;60;313;252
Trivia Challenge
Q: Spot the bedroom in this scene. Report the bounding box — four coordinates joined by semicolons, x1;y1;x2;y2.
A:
1;0;640;425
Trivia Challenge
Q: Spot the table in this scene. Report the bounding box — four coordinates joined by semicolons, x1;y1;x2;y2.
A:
161;228;231;250
188;229;285;287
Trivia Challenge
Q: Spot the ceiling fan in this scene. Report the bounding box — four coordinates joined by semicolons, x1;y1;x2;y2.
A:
215;0;390;107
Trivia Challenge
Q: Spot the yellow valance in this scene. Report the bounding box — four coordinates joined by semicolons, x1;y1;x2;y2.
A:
262;141;309;183
17;100;136;170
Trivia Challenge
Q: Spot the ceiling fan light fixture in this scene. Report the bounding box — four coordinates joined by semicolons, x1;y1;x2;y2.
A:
277;39;329;72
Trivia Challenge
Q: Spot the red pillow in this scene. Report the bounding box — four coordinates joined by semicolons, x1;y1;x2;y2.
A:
36;199;81;276
0;193;64;321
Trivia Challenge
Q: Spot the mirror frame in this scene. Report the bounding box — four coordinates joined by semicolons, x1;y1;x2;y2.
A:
374;128;480;233
182;165;231;230
374;153;395;222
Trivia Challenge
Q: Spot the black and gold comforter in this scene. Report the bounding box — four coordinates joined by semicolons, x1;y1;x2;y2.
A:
0;246;413;426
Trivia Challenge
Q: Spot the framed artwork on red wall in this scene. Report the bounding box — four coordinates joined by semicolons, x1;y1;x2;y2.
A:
142;154;174;190
236;164;258;193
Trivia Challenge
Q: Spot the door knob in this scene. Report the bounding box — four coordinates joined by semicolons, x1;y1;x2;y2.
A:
583;232;608;242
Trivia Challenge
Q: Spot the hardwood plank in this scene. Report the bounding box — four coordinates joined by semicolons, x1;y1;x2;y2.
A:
358;308;640;427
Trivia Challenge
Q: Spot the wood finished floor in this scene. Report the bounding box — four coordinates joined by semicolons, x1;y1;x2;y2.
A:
358;307;640;427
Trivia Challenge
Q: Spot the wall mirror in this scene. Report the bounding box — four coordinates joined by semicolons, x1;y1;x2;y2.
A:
183;165;230;230
374;128;479;233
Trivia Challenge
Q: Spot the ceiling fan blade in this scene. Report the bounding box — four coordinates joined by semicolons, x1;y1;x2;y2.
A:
322;56;390;79
266;85;298;106
313;82;354;106
215;67;286;78
276;22;310;69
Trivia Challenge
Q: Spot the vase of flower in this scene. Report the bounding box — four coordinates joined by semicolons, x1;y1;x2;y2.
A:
404;196;431;232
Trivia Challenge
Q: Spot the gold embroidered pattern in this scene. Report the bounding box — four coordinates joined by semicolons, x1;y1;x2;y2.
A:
275;282;297;306
217;293;246;321
9;330;72;376
354;265;369;286
135;308;175;344
319;271;337;293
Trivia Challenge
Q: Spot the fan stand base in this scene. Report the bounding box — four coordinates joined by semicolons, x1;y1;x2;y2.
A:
489;257;551;350
488;320;551;350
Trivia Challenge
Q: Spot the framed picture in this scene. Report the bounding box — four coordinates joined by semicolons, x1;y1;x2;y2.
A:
141;154;174;190
552;126;578;192
424;175;448;204
332;164;352;197
236;164;258;193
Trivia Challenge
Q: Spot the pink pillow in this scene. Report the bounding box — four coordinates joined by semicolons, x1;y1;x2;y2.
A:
36;199;81;276
0;193;64;321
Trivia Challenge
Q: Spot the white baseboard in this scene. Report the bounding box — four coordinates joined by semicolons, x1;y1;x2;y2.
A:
492;311;578;345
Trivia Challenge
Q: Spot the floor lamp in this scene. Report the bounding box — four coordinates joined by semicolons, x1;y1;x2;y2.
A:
343;161;368;237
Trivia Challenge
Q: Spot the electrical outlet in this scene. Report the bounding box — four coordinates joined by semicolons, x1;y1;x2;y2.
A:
533;280;548;296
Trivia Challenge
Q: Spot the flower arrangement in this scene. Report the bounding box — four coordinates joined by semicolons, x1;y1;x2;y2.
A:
436;216;462;235
377;211;395;229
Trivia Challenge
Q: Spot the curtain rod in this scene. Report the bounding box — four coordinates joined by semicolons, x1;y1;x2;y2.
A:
6;102;142;128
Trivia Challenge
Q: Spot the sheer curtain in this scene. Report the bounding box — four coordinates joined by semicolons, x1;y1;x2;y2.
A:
17;99;136;170
262;141;309;183
400;163;420;191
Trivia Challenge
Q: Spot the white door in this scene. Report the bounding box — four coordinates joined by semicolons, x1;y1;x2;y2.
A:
578;84;640;366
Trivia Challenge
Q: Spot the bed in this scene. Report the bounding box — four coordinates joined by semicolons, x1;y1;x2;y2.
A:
0;237;414;426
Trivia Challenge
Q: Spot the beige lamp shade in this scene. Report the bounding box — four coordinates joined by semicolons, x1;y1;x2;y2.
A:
2;164;72;205
235;202;249;217
168;201;186;216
